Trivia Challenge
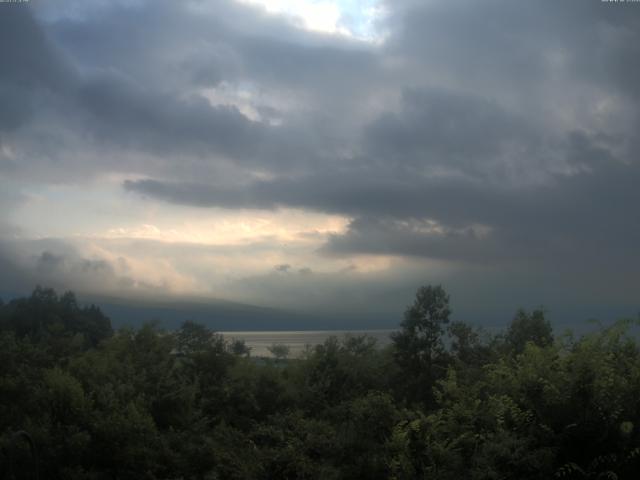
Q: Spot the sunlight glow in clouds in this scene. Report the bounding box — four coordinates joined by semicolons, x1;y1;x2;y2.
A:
11;179;350;248
101;210;350;246
238;0;384;40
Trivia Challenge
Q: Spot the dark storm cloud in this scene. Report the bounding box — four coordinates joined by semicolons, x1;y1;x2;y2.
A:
384;0;640;100
76;72;266;158
70;69;341;174
236;34;377;93
3;0;638;177
0;238;144;295
119;0;640;284
0;5;73;133
1;1;372;179
274;264;291;273
362;88;551;177
1;0;640;314
126;151;640;268
0;6;71;90
36;250;117;278
49;0;378;92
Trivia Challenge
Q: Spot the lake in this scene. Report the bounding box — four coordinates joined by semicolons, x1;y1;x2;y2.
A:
220;329;397;357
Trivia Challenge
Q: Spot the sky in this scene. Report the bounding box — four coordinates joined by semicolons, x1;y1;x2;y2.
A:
0;0;639;327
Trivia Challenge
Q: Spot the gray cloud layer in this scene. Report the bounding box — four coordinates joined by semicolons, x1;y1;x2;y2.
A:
1;0;639;320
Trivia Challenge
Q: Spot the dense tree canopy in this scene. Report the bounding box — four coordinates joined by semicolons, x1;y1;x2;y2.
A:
1;286;639;479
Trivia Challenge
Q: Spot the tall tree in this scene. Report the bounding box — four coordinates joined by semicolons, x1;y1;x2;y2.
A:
505;308;553;355
392;285;451;405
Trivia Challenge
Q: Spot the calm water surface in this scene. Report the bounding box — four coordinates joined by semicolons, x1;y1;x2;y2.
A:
220;329;397;357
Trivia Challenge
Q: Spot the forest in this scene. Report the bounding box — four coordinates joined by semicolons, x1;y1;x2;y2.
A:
1;285;639;479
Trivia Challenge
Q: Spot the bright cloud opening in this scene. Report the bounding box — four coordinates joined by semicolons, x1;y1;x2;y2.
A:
237;0;384;40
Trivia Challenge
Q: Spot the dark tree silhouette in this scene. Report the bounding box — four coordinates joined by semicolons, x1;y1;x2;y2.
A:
506;307;553;354
391;284;451;405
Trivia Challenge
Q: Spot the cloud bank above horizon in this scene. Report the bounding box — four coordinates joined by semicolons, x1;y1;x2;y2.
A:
1;0;639;325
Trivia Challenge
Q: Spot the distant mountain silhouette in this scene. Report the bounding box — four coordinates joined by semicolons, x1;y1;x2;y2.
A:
78;293;393;331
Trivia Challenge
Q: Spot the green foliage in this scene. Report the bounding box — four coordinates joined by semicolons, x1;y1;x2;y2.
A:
297;334;392;409
391;284;452;405
506;307;554;354
393;285;451;366
268;343;291;360
229;338;252;357
1;287;639;479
